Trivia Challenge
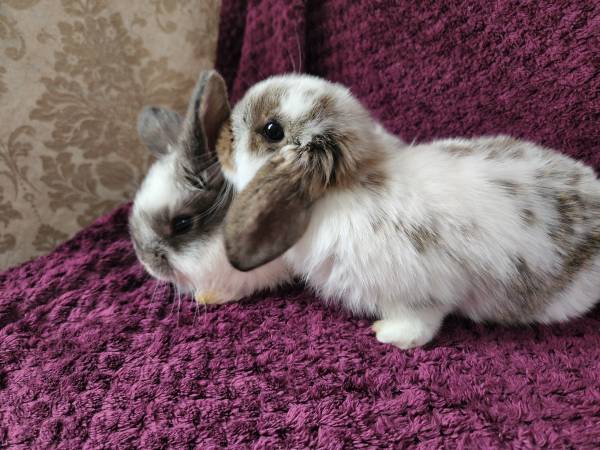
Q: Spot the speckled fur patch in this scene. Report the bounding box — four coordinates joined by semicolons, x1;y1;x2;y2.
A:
549;191;585;248
491;179;521;196
405;223;440;253
446;145;475;157
520;208;537;225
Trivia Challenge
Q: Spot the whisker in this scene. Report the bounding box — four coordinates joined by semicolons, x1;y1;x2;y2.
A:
149;278;160;305
189;150;218;162
188;280;211;327
181;158;224;192
295;31;303;73
188;158;219;175
169;283;178;317
202;158;225;178
176;285;182;327
163;281;171;298
188;181;233;225
287;37;296;72
192;293;199;325
409;132;421;147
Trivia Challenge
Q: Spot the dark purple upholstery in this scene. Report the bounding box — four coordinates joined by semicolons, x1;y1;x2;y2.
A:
1;1;599;448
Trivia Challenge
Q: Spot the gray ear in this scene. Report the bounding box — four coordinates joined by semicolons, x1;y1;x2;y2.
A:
137;106;182;157
180;70;231;167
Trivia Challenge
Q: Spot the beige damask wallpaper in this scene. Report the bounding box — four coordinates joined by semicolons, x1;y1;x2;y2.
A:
0;0;221;270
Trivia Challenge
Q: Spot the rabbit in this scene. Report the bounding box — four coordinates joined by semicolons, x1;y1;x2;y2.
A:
129;70;291;305
215;73;600;349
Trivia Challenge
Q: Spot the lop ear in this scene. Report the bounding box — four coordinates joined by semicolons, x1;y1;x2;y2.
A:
180;70;231;167
223;156;324;272
137;106;182;157
224;128;354;271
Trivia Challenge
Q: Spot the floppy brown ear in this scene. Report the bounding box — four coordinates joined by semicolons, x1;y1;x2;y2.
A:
223;130;351;271
223;157;316;271
180;70;231;173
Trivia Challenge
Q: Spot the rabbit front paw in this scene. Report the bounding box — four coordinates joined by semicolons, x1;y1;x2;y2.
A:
372;310;444;349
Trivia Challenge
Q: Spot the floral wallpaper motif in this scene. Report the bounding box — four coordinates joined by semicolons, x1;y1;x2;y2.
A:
0;0;221;269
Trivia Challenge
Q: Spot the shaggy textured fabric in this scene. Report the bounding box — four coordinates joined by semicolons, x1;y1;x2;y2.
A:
2;206;600;449
2;0;600;448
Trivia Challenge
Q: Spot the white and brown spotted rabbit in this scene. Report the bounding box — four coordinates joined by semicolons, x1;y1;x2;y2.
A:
216;73;600;349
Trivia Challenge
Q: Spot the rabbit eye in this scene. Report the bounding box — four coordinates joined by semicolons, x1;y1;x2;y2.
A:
171;215;193;235
263;120;284;142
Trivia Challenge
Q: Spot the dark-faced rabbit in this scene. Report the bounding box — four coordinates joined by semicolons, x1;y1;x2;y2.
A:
129;71;290;305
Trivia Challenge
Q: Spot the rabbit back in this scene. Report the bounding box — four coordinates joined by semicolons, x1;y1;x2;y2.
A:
286;135;600;324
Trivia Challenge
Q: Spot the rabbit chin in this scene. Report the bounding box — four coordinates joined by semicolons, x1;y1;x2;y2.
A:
141;261;195;296
170;235;293;305
139;259;175;285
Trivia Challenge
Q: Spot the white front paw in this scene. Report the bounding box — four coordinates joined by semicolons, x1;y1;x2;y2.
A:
372;317;437;349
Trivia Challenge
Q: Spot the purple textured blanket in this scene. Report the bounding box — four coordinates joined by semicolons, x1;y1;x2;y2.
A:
2;1;600;448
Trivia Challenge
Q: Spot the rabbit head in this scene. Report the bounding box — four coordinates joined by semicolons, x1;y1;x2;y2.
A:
219;74;386;271
129;70;233;290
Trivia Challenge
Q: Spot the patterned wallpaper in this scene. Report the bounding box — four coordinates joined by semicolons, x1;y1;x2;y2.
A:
0;0;221;269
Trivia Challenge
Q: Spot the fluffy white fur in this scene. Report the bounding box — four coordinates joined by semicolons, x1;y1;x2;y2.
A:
225;74;600;349
133;150;180;218
171;235;290;304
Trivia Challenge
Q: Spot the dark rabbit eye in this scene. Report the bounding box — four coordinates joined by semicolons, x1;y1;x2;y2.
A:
171;215;193;235
263;120;284;142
